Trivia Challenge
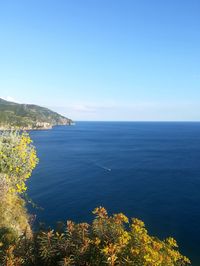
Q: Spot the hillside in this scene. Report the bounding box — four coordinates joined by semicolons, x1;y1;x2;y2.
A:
0;98;73;129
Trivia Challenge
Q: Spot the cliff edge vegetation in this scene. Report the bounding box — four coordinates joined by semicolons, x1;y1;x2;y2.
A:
0;98;73;130
0;131;191;266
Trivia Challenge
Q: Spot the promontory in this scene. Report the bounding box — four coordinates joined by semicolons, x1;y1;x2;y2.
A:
0;98;73;130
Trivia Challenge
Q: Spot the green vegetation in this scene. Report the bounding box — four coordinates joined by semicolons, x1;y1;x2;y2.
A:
0;131;191;265
0;98;73;130
0;131;38;238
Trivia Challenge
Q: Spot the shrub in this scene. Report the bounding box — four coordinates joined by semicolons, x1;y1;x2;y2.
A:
0;207;191;266
0;131;38;238
0;131;38;193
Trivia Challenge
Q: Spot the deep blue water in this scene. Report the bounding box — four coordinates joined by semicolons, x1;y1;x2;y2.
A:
28;122;200;265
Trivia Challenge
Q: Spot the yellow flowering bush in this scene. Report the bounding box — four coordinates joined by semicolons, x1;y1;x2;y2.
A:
0;131;38;238
0;131;38;193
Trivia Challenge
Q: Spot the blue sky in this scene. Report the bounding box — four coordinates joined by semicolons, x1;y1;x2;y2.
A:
0;0;200;121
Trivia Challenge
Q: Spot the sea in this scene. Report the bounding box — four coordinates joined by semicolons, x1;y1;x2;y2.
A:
28;122;200;265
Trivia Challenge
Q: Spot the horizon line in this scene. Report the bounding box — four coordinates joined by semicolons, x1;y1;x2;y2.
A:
73;120;200;123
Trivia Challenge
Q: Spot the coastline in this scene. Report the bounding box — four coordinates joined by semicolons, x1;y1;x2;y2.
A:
0;122;75;131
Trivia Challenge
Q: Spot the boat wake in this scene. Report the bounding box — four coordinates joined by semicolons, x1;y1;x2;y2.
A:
91;161;112;172
101;166;111;172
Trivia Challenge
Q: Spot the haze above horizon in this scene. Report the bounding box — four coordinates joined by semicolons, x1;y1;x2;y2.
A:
0;0;200;121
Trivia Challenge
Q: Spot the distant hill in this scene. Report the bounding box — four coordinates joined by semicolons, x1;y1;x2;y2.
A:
0;98;73;130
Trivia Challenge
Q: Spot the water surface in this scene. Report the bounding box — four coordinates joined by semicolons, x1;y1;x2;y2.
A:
29;122;200;265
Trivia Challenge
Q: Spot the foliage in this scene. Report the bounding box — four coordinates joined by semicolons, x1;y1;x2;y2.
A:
0;207;190;266
0;131;38;237
0;191;32;238
0;131;38;193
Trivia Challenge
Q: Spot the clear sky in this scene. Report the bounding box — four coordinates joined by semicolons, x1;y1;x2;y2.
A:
0;0;200;121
